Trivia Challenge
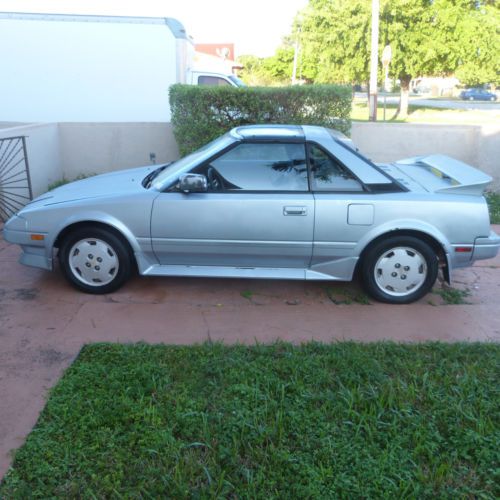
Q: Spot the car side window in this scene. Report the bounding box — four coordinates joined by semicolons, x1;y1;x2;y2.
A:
197;75;231;86
199;142;308;192
308;144;364;192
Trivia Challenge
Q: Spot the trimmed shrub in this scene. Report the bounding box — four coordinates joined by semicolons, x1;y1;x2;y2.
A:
169;84;352;156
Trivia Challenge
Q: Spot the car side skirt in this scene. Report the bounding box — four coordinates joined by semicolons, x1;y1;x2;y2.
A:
135;250;359;281
137;260;359;281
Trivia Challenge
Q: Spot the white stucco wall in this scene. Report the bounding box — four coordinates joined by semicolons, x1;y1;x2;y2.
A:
0;123;62;197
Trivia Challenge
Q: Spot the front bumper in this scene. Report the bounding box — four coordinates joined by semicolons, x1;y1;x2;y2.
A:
473;230;500;261
3;215;52;270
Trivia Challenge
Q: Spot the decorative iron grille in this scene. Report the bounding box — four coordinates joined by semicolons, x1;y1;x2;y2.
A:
0;136;33;222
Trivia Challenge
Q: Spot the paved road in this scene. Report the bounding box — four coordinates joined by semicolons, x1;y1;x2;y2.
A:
1;226;499;478
355;92;499;110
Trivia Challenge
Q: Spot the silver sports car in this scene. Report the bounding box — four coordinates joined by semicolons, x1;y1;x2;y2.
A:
3;125;499;303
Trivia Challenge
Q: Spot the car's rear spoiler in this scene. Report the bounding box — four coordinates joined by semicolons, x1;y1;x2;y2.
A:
395;154;492;195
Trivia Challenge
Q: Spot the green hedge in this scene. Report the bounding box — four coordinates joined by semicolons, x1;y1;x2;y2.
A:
169;84;352;156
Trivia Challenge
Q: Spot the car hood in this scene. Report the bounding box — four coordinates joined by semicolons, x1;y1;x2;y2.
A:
378;154;492;196
26;165;159;208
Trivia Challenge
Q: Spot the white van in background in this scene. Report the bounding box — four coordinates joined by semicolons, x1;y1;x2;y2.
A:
0;12;243;123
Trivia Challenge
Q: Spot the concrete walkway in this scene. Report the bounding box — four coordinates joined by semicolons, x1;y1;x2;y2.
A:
1;226;499;478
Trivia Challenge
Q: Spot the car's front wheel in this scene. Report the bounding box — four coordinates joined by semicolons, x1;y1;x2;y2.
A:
361;236;438;304
59;227;133;294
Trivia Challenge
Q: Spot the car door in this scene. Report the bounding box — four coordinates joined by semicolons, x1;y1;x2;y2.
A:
308;142;374;279
150;141;314;268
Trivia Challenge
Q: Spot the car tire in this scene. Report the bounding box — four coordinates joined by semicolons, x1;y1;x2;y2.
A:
468;96;474;101
491;96;496;102
59;226;133;294
361;236;438;304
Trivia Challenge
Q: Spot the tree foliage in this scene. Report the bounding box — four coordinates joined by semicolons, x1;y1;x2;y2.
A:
297;0;499;85
239;45;295;86
244;1;499;114
446;0;500;86
299;0;371;84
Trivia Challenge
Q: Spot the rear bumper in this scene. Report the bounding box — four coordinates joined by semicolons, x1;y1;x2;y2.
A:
473;230;500;261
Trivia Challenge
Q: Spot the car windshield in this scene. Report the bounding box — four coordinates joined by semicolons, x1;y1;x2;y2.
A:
228;74;246;87
152;132;237;188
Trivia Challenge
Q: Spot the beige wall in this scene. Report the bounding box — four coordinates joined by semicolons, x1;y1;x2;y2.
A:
0;123;62;197
0;122;179;196
59;123;179;178
475;125;500;191
0;121;498;199
351;122;500;191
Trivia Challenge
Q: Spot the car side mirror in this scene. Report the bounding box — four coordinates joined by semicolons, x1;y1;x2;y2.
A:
179;173;208;194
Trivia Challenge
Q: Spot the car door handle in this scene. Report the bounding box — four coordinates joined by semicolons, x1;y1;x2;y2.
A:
283;206;307;216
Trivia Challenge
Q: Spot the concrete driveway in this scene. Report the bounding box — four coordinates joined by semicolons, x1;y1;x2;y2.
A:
1;225;499;478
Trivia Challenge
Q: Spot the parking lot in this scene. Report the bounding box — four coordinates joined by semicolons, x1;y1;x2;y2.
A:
1;224;500;477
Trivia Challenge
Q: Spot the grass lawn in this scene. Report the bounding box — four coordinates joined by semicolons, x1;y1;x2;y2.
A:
486;192;500;224
1;342;499;498
352;100;500;125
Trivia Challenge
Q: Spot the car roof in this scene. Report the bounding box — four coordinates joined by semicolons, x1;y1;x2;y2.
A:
231;125;304;142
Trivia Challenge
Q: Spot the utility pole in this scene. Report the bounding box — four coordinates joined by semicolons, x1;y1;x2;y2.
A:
368;0;380;121
292;37;299;85
292;26;301;85
382;44;392;92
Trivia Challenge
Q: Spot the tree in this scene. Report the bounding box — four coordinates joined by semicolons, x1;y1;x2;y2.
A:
380;0;442;117
383;0;500;113
298;0;371;84
444;1;500;87
239;44;295;86
237;55;275;86
287;0;500;116
261;45;296;83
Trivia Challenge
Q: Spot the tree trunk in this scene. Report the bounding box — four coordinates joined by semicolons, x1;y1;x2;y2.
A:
397;76;411;119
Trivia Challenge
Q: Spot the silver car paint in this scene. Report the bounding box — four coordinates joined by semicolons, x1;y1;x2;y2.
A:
151;192;314;268
3;125;500;285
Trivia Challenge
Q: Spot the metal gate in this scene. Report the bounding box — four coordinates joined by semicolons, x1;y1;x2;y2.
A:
0;136;33;222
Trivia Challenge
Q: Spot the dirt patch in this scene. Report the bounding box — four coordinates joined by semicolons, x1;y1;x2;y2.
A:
32;349;71;367
13;288;39;301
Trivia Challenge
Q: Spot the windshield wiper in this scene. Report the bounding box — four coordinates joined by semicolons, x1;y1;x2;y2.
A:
142;164;170;189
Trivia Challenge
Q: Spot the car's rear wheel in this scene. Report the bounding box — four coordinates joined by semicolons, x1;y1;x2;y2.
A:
361;236;438;304
59;227;132;294
491;96;496;102
468;96;474;101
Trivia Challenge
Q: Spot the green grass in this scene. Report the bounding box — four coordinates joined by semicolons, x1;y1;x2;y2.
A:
351;100;500;124
352;101;404;122
432;287;470;305
240;290;254;300
1;342;499;498
486;192;500;224
325;286;371;305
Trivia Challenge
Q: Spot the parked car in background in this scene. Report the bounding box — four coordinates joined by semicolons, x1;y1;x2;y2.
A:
3;125;499;304
412;85;431;95
459;88;497;101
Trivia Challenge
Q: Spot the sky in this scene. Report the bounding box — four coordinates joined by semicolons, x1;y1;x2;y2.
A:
0;0;309;57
